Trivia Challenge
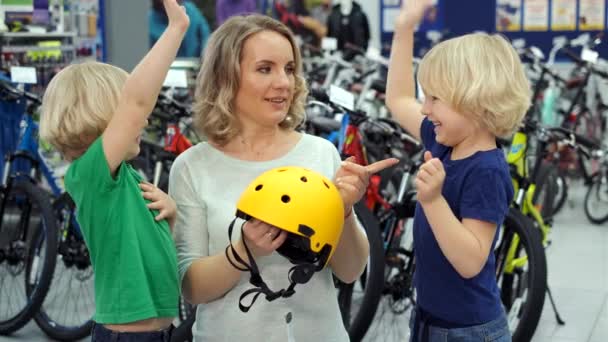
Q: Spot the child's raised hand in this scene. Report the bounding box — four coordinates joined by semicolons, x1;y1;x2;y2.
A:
334;156;400;216
396;0;435;29
163;0;190;32
140;182;177;231
415;151;445;205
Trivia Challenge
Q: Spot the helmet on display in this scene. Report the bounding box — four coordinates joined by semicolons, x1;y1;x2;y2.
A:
225;166;345;312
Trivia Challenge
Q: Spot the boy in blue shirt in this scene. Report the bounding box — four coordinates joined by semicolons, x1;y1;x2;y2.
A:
386;1;531;341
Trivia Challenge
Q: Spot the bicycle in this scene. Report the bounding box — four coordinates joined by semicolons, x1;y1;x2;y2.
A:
0;79;59;336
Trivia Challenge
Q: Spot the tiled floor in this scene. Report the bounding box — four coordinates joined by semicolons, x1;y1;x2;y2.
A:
1;181;607;342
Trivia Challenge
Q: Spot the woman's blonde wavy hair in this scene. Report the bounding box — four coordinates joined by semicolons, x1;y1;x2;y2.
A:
418;32;531;137
193;14;308;146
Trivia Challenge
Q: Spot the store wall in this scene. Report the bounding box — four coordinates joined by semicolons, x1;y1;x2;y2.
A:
357;0;380;50
103;0;149;71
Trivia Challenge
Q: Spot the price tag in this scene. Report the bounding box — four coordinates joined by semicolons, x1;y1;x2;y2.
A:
163;69;188;88
321;37;338;51
10;66;37;84
581;48;599;64
329;85;355;111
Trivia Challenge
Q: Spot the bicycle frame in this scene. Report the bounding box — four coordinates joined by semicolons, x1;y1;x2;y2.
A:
507;131;551;244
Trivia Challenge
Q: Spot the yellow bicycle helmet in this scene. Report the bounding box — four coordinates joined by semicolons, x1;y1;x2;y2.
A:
225;166;345;312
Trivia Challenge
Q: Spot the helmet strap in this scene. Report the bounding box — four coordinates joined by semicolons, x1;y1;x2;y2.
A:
225;218;318;312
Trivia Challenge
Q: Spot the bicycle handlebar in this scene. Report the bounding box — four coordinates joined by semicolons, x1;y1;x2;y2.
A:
0;79;41;104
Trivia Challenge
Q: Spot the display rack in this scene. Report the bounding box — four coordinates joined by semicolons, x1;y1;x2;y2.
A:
0;0;104;91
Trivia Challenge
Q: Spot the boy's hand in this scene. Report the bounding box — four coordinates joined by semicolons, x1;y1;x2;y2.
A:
140;182;177;230
415;151;445;205
396;0;435;30
164;0;190;32
334;156;400;217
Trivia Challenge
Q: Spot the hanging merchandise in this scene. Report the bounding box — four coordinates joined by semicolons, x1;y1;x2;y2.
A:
326;0;370;51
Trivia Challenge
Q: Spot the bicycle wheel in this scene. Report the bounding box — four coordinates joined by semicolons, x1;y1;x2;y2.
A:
583;171;608;224
360;221;415;342
336;201;385;342
532;162;558;221
495;209;547;342
0;181;58;335
30;193;94;341
552;171;568;216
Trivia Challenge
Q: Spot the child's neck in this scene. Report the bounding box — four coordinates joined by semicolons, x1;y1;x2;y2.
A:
450;131;497;161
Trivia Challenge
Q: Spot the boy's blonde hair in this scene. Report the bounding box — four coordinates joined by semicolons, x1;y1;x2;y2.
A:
40;62;128;156
417;33;531;137
193;14;308;146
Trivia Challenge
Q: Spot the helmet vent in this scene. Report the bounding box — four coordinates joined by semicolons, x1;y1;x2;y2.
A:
278;169;287;172
255;184;263;191
323;181;330;189
300;176;308;182
281;195;291;203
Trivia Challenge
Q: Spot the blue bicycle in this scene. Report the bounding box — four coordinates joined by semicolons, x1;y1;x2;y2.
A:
0;78;58;336
0;78;94;341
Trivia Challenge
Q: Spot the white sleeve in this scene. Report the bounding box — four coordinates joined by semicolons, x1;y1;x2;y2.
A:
169;155;209;283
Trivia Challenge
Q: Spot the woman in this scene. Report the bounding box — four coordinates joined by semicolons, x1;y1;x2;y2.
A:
169;14;396;341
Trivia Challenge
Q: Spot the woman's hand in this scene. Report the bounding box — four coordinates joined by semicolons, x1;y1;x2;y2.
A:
334;156;399;216
239;219;288;258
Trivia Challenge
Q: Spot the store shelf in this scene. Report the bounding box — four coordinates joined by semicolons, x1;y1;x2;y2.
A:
0;32;77;39
1;45;75;53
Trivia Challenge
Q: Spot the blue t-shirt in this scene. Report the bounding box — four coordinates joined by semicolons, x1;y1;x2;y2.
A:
413;117;513;325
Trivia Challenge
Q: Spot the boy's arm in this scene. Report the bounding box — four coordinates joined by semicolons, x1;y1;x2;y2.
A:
386;0;433;141
421;197;498;279
103;0;189;174
416;152;507;279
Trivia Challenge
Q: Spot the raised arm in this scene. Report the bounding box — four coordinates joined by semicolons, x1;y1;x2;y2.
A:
103;0;190;174
386;0;433;140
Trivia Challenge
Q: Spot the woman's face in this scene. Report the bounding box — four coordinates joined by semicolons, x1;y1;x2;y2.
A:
234;30;296;129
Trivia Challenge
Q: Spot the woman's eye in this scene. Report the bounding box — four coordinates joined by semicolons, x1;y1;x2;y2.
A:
258;67;271;74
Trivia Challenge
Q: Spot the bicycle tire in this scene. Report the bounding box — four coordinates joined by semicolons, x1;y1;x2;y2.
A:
552;171;568;216
0;181;58;335
583;172;608;224
337;201;385;342
532;162;558;221
496;209;547;342
30;193;94;341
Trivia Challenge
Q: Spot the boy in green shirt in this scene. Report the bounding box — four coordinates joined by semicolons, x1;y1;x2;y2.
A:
39;1;189;340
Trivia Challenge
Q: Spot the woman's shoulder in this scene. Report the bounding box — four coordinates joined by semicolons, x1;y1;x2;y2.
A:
298;133;339;153
172;142;216;171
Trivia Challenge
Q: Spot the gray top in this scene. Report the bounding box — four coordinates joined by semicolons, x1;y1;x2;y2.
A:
169;133;351;342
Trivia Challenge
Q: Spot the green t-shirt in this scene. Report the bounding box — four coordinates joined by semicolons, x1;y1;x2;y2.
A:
65;137;179;324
